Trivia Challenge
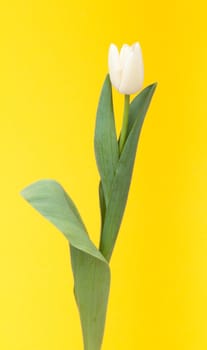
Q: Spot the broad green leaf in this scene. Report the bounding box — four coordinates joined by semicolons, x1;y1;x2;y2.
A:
94;75;119;207
21;180;105;262
99;83;157;261
70;246;110;350
127;84;157;137
21;180;110;350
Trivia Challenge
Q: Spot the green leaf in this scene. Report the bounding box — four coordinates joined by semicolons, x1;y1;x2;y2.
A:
94;75;119;207
21;180;110;350
99;83;157;261
70;246;110;350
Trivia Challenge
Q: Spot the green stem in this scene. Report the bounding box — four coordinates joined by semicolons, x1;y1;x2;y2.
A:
119;94;130;154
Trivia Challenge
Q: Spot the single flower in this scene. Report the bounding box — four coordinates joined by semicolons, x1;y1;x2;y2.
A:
108;42;144;95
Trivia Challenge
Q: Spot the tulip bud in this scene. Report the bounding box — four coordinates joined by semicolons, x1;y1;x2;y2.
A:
108;42;144;95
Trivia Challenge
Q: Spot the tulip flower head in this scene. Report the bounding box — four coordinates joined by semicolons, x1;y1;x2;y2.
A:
108;42;144;95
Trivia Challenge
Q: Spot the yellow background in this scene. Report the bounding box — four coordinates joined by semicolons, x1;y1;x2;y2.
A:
0;0;206;349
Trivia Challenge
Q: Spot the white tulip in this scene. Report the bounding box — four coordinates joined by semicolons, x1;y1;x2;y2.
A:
108;42;144;95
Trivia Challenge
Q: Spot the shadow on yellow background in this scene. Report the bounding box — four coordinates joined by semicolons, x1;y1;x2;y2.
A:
0;0;206;349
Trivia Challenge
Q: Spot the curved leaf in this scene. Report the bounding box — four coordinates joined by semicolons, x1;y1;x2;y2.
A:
21;180;110;350
94;75;119;207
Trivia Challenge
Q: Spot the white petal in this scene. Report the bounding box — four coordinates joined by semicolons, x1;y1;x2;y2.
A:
120;44;131;69
119;44;144;94
108;44;121;90
133;42;143;61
